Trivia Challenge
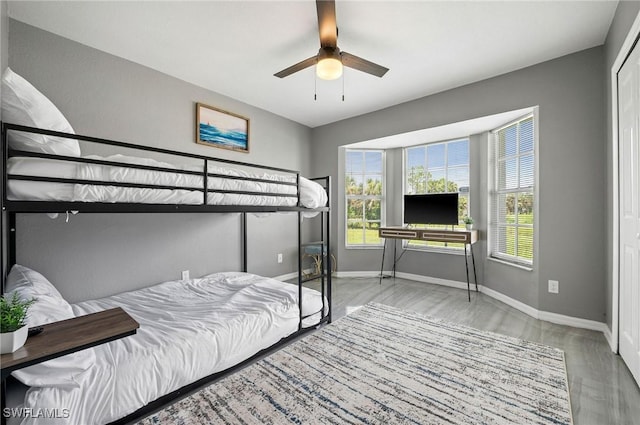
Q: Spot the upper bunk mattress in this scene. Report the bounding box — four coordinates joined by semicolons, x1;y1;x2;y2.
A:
6;154;327;208
15;271;327;425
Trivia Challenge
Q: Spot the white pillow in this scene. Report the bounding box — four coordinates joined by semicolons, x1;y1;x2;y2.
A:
299;176;328;208
5;264;95;388
5;264;73;326
1;67;81;156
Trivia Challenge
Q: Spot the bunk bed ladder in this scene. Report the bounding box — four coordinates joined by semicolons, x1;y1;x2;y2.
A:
325;176;332;323
0;122;14;292
298;210;303;331
241;212;247;273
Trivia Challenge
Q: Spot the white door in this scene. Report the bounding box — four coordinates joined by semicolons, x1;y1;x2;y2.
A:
619;37;640;387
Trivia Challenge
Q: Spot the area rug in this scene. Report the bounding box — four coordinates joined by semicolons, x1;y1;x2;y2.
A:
138;303;573;424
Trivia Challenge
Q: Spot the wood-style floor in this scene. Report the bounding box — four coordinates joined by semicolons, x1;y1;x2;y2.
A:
306;276;640;425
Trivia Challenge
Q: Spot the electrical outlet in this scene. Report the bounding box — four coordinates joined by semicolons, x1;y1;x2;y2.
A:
548;280;559;294
277;253;283;264
181;270;190;280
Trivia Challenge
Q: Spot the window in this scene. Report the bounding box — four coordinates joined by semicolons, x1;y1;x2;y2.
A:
404;138;470;250
489;115;535;266
345;150;384;247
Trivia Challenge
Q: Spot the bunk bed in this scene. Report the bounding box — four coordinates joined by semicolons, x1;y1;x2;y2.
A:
1;122;333;425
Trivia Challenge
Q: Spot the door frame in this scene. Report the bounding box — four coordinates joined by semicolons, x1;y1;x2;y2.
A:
611;11;640;353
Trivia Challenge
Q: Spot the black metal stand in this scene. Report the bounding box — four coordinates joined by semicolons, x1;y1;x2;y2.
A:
464;243;479;301
378;239;398;284
379;238;479;301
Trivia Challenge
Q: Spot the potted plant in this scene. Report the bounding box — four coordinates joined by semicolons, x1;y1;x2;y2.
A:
1;292;35;354
463;216;474;231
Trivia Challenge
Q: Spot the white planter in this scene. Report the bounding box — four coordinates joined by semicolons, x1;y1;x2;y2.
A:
0;325;29;354
465;224;473;231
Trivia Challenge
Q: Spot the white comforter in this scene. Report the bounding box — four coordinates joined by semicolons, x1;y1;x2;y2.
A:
7;154;327;208
17;272;326;425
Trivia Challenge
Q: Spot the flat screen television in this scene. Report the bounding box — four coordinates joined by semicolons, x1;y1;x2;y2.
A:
404;193;459;225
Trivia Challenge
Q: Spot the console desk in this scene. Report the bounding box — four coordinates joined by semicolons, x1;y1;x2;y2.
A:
378;227;479;301
1;308;139;425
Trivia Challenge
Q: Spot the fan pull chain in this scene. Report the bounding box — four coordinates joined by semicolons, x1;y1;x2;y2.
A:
342;70;345;102
314;73;317;101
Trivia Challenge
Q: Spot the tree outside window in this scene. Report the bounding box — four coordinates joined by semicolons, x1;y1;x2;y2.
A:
345;150;384;247
405;139;470;250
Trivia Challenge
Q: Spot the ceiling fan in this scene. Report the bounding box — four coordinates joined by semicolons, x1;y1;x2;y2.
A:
274;0;389;81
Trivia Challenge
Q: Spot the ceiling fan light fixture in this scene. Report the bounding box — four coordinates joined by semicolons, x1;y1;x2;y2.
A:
274;0;388;81
316;57;343;80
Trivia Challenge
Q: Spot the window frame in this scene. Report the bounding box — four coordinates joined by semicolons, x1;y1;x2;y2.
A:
403;138;471;253
488;113;537;268
344;149;385;248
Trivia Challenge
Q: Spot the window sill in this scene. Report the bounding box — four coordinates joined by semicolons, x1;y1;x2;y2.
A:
345;245;383;250
487;256;533;271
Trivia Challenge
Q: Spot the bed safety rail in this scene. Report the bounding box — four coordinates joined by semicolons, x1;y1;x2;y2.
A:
2;123;330;214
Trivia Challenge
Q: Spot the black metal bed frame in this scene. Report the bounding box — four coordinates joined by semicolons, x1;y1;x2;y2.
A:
0;122;333;424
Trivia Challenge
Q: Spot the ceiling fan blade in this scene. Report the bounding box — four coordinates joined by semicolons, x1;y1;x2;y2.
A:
274;56;318;78
341;52;389;78
317;0;337;47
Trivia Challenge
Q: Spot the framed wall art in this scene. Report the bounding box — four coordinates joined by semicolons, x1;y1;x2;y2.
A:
196;103;249;153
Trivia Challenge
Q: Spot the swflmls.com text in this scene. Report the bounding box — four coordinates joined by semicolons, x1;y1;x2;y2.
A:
2;408;70;419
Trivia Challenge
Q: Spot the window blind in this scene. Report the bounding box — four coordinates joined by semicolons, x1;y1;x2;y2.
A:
490;115;535;265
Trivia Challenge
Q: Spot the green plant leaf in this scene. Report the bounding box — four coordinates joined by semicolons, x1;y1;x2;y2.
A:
1;292;36;333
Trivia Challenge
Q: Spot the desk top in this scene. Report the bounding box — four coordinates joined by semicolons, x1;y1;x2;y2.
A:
1;307;139;376
379;226;478;244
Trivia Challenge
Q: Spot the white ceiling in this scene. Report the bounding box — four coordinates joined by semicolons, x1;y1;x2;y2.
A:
8;1;618;129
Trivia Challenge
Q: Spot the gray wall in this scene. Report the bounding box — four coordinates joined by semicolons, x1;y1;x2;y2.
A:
1;1;6;79
311;46;607;322
7;20;315;302
604;1;640;331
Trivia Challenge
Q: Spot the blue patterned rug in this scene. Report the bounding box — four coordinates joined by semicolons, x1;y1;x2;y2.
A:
139;303;573;424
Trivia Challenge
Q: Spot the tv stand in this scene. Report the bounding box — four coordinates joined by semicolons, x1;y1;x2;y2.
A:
378;227;479;301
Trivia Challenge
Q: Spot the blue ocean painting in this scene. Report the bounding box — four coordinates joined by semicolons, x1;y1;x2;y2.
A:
199;122;248;150
198;104;249;151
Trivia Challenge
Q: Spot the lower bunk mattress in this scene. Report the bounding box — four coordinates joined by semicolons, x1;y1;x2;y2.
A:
12;271;327;425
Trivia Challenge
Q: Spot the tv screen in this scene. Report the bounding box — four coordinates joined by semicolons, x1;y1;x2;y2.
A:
404;193;459;225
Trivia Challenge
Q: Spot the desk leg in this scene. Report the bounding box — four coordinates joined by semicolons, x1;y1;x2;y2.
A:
379;239;387;285
464;243;471;302
471;244;478;292
393;241;397;279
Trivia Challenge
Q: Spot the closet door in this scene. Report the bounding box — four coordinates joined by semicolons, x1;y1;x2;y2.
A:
619;37;640;387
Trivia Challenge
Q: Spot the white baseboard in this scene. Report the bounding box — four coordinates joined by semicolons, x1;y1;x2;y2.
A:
272;272;298;281
272;268;316;282
335;270;382;278
391;271;469;291
337;271;609;335
603;325;616;352
537;310;609;334
478;284;540;319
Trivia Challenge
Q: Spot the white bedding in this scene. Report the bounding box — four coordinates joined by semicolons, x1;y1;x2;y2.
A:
7;154;328;208
16;272;327;425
